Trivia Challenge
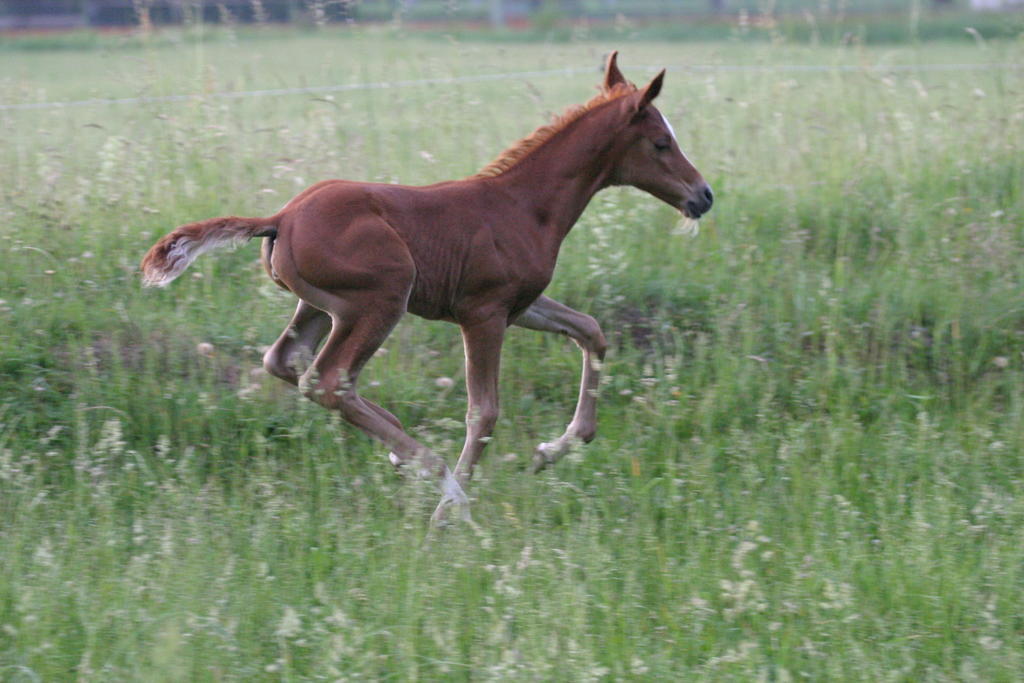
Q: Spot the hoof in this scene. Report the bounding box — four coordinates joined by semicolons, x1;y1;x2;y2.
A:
531;441;559;473
430;495;474;529
430;469;472;527
425;500;483;546
428;507;454;529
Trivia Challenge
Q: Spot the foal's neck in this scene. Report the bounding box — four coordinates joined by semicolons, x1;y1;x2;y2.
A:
488;110;621;245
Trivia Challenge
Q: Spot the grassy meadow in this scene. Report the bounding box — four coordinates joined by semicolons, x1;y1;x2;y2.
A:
1;25;1024;680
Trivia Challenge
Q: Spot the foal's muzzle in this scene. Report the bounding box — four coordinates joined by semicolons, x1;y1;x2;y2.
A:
684;184;714;219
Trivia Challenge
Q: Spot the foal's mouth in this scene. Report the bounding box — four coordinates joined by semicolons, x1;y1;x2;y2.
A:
682;185;714;219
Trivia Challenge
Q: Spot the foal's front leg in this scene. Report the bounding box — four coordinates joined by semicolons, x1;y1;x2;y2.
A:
430;316;506;525
513;296;608;472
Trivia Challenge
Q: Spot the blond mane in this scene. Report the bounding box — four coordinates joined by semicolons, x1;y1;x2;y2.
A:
475;81;637;178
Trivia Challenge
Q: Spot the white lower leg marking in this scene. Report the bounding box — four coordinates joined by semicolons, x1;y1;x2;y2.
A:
430;468;473;527
441;469;468;505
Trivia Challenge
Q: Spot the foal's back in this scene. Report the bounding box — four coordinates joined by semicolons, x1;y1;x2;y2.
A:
274;176;548;323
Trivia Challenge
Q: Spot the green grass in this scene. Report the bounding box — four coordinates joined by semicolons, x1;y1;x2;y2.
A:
1;30;1023;680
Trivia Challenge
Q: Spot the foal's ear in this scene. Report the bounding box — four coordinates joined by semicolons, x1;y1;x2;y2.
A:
638;69;665;108
603;50;626;91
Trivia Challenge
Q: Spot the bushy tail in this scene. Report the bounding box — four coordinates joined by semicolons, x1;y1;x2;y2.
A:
140;215;277;287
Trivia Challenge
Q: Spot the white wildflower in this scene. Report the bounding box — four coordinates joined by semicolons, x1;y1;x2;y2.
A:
275;606;301;638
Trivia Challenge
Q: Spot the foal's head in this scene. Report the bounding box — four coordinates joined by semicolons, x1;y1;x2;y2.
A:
603;52;714;220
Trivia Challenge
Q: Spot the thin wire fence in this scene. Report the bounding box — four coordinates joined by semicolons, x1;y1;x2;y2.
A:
2;60;1020;112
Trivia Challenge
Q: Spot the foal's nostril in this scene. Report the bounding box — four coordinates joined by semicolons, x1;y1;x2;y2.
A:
703;186;714;206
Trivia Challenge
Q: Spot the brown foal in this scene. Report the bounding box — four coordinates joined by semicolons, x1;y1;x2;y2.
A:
141;52;713;524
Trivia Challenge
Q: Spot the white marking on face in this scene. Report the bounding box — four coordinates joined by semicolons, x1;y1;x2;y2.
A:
660;111;678;142
660;110;697;167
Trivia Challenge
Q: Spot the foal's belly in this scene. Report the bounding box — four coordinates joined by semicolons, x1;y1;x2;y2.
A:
405;295;456;322
404;276;549;325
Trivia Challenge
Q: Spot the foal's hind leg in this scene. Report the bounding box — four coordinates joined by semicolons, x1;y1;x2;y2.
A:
264;299;405;435
298;294;469;519
513;296;607;472
263;300;332;384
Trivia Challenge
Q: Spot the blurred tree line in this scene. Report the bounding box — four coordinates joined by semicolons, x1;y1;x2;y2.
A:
0;0;983;29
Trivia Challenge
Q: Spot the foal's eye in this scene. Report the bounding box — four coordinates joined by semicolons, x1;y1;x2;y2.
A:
653;137;671;151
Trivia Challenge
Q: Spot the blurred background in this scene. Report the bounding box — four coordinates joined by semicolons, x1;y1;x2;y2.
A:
3;0;1024;33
